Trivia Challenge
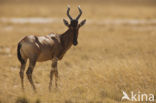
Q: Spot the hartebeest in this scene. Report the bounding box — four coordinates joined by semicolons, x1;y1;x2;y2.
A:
17;6;86;92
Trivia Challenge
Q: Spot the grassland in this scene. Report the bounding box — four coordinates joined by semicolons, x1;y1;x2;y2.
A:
0;0;156;103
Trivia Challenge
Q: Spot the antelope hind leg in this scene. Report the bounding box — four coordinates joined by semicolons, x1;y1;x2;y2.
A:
19;60;27;91
26;59;37;92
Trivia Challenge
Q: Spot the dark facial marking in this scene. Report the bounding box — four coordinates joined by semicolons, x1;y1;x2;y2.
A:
70;20;78;46
73;29;78;46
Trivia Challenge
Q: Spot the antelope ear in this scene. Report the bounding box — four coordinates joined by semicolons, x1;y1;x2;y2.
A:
79;19;86;28
63;19;69;27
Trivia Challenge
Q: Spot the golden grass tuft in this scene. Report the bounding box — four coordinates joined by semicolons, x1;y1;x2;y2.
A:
16;97;29;103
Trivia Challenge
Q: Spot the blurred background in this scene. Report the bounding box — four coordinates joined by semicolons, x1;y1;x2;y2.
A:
0;0;156;103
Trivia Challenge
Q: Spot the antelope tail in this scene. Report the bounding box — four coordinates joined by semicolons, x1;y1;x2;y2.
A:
17;43;25;64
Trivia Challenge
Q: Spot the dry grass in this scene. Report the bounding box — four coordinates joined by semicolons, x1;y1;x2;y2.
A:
0;0;156;103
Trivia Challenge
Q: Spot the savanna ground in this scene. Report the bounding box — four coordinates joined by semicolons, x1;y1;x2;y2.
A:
0;0;156;103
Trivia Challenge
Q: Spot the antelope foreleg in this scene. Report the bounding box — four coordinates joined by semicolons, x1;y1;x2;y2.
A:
54;69;58;87
49;58;58;91
49;69;55;91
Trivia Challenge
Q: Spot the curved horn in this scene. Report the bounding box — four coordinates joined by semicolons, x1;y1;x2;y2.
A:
67;5;73;21
76;5;82;20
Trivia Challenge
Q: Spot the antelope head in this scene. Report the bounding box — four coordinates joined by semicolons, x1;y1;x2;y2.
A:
63;6;86;46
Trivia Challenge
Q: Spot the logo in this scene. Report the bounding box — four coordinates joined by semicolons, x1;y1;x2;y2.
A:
121;91;154;102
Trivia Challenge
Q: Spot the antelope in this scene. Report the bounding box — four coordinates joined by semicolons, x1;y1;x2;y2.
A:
17;6;86;92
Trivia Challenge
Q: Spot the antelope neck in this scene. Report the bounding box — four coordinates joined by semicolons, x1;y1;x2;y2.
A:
60;28;74;49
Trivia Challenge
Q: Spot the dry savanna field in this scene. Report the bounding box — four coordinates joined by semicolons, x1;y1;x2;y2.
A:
0;0;156;103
